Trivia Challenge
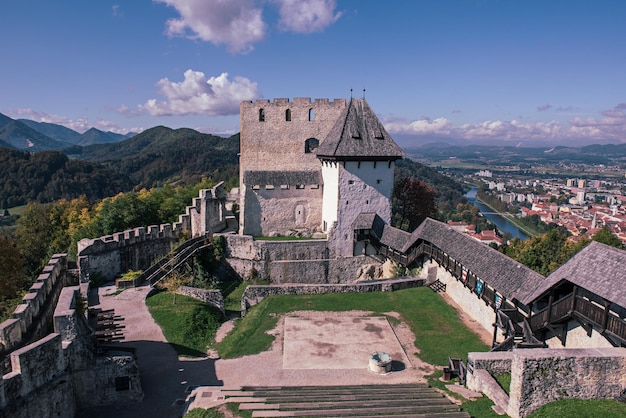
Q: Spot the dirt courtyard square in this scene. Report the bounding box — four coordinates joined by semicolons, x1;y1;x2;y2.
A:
282;316;410;370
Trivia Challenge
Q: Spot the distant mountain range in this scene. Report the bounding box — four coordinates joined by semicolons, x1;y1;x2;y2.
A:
0;112;134;151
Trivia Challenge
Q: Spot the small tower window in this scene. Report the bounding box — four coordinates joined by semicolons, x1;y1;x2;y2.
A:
304;137;319;153
285;109;291;121
308;108;315;121
259;108;265;122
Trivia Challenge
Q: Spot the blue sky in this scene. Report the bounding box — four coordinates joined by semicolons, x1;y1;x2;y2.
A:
1;0;625;145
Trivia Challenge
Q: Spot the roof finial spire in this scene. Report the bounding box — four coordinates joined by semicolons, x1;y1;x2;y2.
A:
350;88;353;99
362;88;366;99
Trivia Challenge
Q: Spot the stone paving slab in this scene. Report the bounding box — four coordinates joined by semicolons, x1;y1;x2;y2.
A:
282;316;409;370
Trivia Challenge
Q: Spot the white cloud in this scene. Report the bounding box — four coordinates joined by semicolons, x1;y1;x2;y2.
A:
272;0;342;33
155;0;266;54
384;104;626;142
155;0;341;53
136;69;260;116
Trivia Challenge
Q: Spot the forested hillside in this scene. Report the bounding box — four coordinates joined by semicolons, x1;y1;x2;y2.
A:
0;148;132;207
66;126;240;189
0;127;240;208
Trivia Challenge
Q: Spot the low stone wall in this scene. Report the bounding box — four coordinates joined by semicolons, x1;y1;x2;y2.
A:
0;254;69;357
177;286;225;315
241;277;424;315
467;348;626;418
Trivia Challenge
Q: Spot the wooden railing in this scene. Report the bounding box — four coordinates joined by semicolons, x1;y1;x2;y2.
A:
530;291;626;344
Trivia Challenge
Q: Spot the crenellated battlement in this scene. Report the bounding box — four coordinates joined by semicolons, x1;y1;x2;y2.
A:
0;255;68;356
241;97;346;108
77;182;227;282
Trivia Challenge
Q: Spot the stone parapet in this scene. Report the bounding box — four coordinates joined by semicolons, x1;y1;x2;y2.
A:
241;277;424;315
0;255;68;356
77;183;227;282
177;286;225;315
467;348;626;418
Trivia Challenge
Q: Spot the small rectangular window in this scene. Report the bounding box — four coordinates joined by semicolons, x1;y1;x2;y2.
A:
280;184;289;190
311;184;319;189
348;180;355;185
296;184;305;189
265;185;274;190
252;185;260;190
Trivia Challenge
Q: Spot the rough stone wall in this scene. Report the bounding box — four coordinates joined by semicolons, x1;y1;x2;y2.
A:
509;348;626;417
77;184;226;281
419;259;498;337
78;224;180;281
467;348;626;418
223;235;388;284
239;98;347;235
54;286;143;409
243;186;324;237
241;277;424;314
177;286;225;315
0;333;75;418
0;255;69;356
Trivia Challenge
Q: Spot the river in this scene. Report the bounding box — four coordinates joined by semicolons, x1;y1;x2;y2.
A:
465;187;529;240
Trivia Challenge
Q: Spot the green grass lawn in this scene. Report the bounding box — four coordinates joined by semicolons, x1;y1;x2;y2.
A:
146;290;223;357
216;287;490;365
528;398;626;417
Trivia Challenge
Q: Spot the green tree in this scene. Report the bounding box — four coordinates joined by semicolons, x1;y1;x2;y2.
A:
392;177;437;231
15;203;56;277
593;227;622;248
0;237;28;300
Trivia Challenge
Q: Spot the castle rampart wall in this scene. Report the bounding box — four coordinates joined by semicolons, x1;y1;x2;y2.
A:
0;254;69;357
77;183;226;281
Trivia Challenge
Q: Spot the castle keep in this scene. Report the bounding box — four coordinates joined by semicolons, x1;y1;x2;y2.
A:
239;97;403;257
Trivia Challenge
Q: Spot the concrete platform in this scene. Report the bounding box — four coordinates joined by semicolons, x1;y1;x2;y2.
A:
282;316;410;370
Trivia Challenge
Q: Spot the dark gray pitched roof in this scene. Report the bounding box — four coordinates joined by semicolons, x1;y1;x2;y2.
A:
377;218;545;305
527;241;626;307
316;98;404;161
243;170;321;185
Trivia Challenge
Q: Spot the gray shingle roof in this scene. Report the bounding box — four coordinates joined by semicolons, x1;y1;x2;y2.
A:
380;218;546;305
527;241;626;307
316;99;405;161
243;170;322;185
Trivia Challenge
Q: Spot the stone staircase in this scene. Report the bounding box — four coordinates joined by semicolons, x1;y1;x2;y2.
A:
192;384;469;417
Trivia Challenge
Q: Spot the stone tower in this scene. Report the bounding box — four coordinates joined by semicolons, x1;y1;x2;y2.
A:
315;98;404;256
239;98;347;236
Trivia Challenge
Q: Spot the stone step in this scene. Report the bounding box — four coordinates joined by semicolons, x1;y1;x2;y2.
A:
250;404;463;417
240;397;452;410
258;393;444;403
241;383;429;392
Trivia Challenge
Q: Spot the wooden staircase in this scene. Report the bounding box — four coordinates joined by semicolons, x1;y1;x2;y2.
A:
197;384;470;417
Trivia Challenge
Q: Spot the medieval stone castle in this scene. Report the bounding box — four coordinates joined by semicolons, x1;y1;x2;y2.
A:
1;97;625;418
